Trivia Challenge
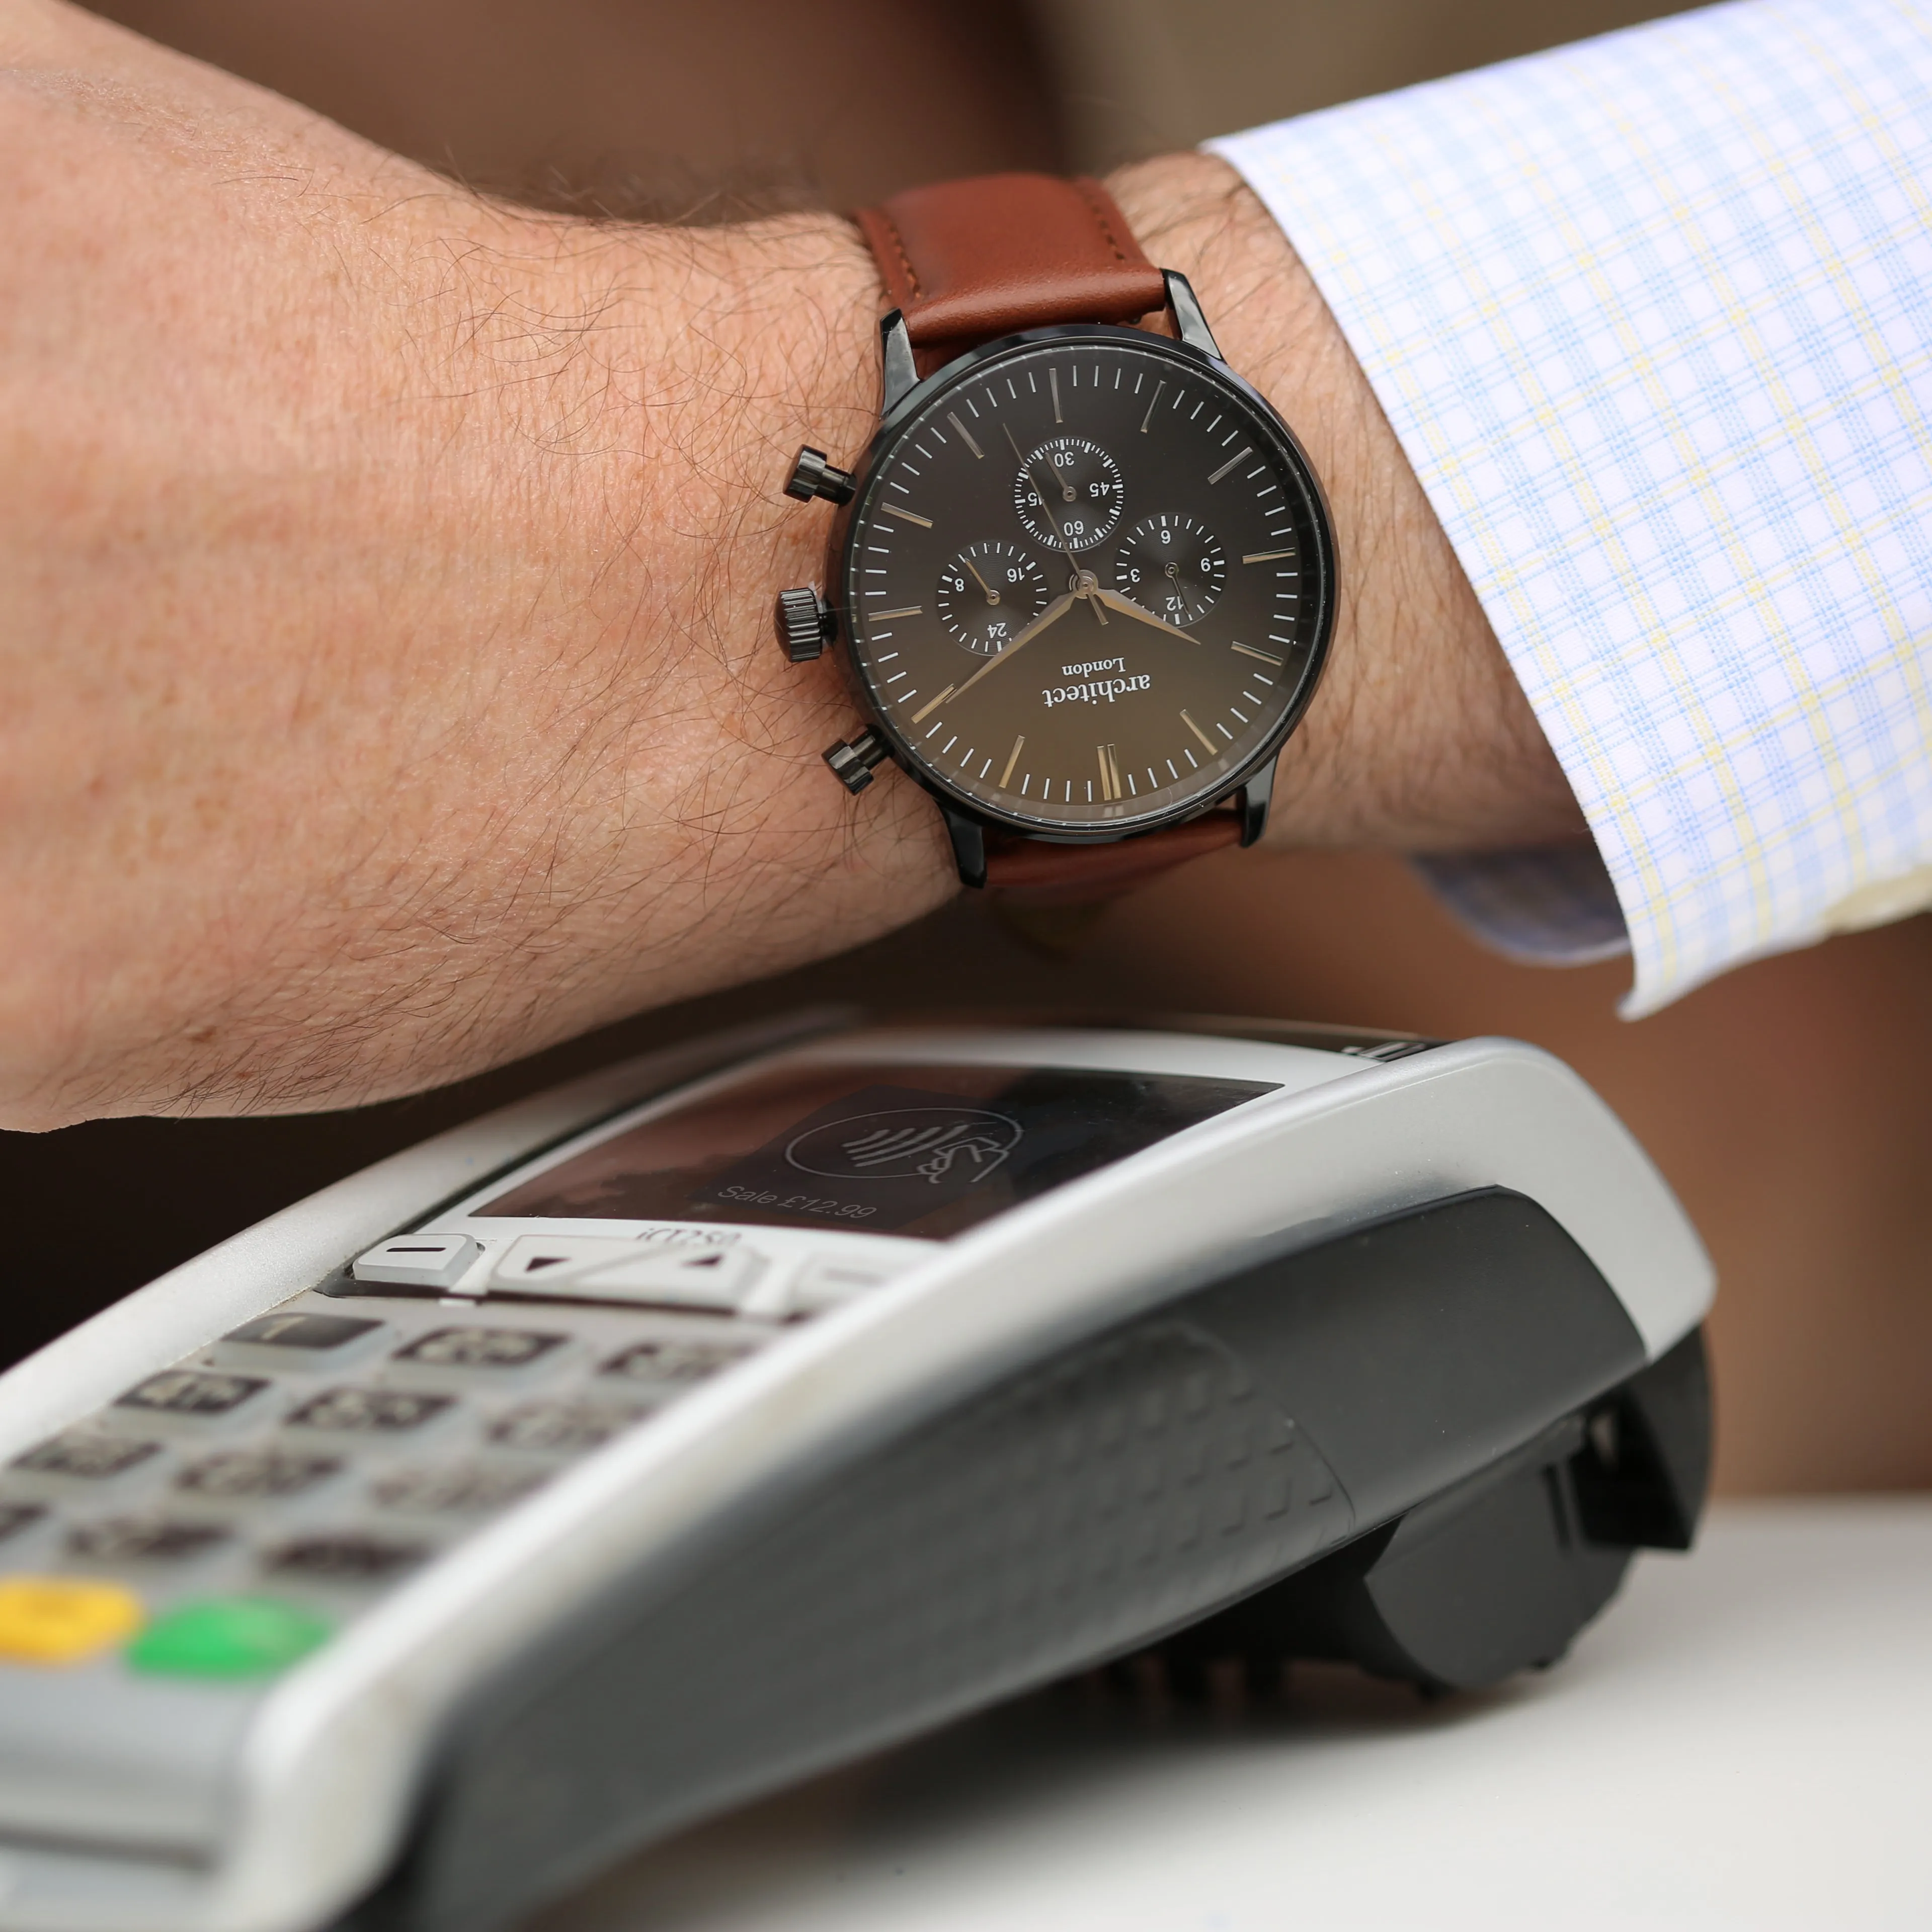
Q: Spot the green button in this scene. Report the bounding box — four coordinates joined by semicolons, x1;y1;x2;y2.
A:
126;1597;331;1679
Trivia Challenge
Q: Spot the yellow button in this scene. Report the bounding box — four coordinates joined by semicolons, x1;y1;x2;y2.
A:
0;1576;144;1664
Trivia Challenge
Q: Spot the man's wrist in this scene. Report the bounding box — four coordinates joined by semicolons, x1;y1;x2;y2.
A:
393;204;959;1063
666;150;1586;882
464;154;1586;1082
1105;152;1586;853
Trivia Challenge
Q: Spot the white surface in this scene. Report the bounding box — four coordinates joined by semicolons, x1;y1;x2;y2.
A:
535;1500;1932;1932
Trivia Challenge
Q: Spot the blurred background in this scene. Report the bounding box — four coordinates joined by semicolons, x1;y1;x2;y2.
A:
13;0;1932;1499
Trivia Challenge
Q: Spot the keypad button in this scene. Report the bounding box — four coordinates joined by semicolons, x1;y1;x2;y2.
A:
176;1448;343;1503
790;1257;895;1313
265;1534;430;1583
11;1434;162;1483
567;1245;764;1313
0;1577;144;1665
66;1518;231;1565
600;1336;760;1387
127;1596;331;1679
486;1401;647;1457
489;1234;638;1288
284;1388;455;1436
352;1234;480;1292
371;1463;550;1515
0;1503;45;1545
210;1311;387;1375
227;1312;381;1353
115;1370;271;1422
391;1327;569;1372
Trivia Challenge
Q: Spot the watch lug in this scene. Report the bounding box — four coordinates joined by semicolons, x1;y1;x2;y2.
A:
880;311;919;412
939;805;989;889
1236;757;1276;847
1164;271;1223;361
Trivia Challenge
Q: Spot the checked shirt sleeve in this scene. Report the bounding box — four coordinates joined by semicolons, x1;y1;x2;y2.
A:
1211;0;1932;1014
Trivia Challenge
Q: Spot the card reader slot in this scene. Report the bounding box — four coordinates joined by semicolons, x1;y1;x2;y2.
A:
1157;1329;1710;1694
1180;1186;1649;1530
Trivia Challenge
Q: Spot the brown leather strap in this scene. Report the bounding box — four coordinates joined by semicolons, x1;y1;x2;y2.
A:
856;174;1240;905
983;812;1241;906
856;174;1167;376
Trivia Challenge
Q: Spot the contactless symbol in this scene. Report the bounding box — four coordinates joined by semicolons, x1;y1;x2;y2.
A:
696;1082;1032;1231
783;1107;1023;1187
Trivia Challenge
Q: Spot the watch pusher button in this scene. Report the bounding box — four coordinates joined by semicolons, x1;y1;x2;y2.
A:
783;445;855;505
775;586;837;663
824;728;890;793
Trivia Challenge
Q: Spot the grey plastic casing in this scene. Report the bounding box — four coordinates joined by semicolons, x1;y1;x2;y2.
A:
0;1017;1713;1932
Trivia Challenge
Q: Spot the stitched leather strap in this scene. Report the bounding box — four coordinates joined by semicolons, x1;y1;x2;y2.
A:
856;174;1167;377
855;174;1242;903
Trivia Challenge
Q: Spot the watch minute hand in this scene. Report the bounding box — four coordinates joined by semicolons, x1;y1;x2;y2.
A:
948;592;1079;702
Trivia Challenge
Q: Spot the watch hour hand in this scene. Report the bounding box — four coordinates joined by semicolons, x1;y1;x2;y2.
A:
1089;587;1197;640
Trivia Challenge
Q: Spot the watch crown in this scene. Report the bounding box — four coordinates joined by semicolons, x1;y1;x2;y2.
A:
775;586;837;663
824;727;890;794
784;445;856;506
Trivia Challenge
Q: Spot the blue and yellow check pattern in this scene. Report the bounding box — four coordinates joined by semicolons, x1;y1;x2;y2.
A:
1213;0;1932;1014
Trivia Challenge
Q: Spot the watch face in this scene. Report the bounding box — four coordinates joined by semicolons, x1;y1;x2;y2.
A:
836;328;1333;837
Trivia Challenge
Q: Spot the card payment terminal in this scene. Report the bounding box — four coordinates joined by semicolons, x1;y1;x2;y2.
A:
0;1012;1713;1932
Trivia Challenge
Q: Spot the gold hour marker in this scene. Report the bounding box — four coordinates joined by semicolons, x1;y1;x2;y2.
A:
1231;642;1284;665
911;685;955;723
1208;446;1253;485
881;503;933;527
1097;742;1122;801
1241;548;1296;564
999;735;1027;788
1180;709;1220;757
1050;368;1063;424
872;606;922;620
947;412;984;459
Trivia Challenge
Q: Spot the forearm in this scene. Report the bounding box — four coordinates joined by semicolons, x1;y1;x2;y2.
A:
1106;154;1582;853
0;0;946;1124
0;1;1576;1126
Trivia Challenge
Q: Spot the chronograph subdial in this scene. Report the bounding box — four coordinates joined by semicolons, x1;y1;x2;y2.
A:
1112;514;1227;627
936;542;1049;656
1013;436;1124;552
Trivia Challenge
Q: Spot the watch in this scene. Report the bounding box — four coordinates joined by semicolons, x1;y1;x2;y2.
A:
775;172;1335;902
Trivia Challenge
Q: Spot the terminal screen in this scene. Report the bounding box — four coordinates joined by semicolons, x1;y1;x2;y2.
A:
476;1062;1277;1239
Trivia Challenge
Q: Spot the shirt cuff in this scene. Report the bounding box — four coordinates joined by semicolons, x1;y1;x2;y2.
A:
1410;845;1632;968
1209;0;1932;1016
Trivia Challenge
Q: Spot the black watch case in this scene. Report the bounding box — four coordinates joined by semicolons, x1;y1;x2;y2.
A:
811;274;1336;881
